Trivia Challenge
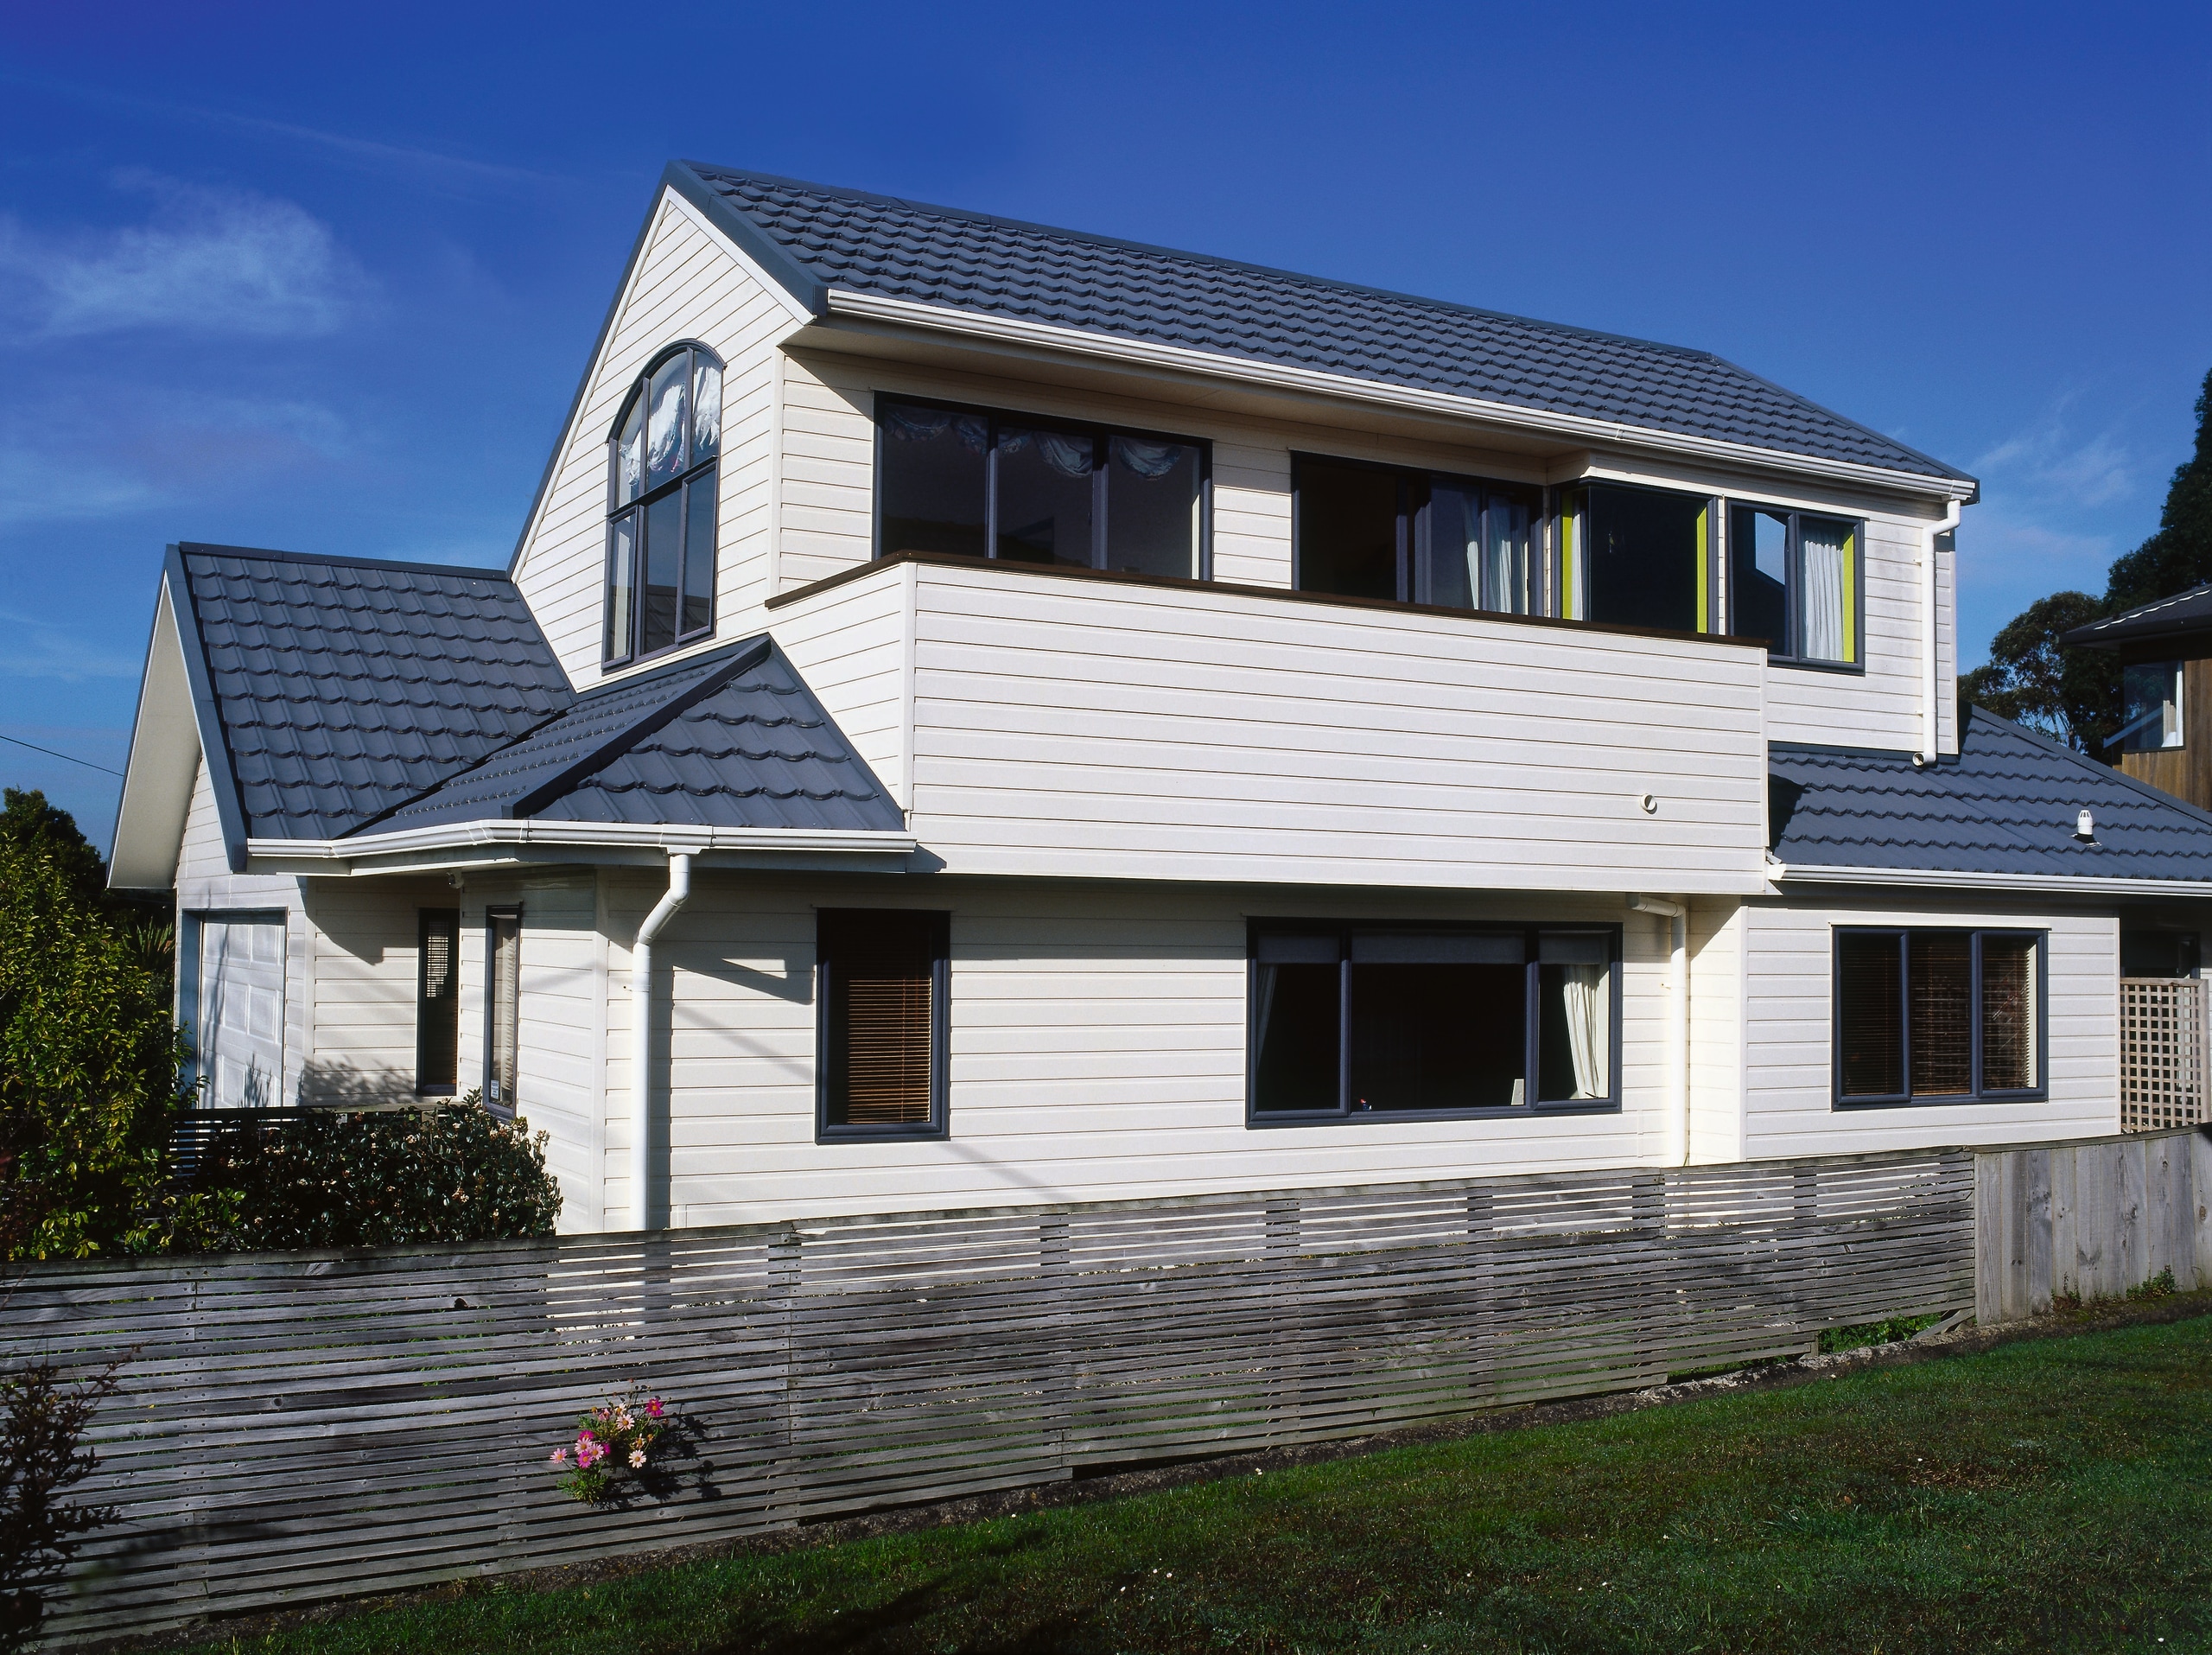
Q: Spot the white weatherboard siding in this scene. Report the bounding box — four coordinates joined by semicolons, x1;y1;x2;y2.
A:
513;188;806;687
596;871;1667;1231
768;561;912;809
299;878;454;1107
1741;896;2118;1159
899;563;1769;890
1688;897;1747;1164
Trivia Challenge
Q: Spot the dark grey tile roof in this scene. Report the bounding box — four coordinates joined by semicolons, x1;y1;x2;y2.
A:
1770;706;2212;882
384;638;902;833
168;545;900;851
174;544;573;841
680;162;1971;485
2061;583;2212;649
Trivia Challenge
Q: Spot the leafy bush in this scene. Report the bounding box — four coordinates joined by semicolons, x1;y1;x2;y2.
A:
0;790;213;1260
186;1095;562;1251
0;1357;122;1653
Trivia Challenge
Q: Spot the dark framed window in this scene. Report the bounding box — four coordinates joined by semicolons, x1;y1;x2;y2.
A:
605;342;721;666
1726;505;1862;666
1556;482;1716;633
416;907;460;1097
2115;659;2184;752
1249;923;1621;1123
1293;455;1538;614
874;398;1210;579
484;907;521;1119
1834;928;2046;1107
817;908;950;1140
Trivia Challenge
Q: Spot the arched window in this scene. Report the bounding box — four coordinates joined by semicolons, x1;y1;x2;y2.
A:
606;342;721;665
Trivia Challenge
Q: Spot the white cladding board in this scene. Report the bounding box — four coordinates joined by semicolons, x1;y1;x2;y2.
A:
594;871;1669;1232
1741;895;2120;1158
514;188;807;686
197;917;286;1108
893;563;1769;890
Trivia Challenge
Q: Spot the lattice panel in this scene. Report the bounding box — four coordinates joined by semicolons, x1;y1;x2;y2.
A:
2120;977;2207;1132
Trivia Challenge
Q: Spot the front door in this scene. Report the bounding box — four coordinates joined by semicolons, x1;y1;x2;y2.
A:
198;915;286;1107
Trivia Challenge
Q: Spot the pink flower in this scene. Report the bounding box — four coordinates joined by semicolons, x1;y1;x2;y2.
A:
550;1448;568;1465
645;1398;664;1419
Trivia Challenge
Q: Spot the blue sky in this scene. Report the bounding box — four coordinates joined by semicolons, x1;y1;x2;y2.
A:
3;2;2207;850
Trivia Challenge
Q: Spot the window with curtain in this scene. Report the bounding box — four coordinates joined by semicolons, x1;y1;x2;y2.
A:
817;908;950;1140
876;399;1207;579
1726;505;1860;665
1834;928;2044;1105
1249;924;1618;1121
1293;455;1539;615
605;343;721;666
416;908;459;1097
2116;659;2185;752
485;907;521;1119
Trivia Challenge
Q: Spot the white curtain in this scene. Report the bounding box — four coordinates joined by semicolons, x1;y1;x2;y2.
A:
1000;428;1092;477
690;359;722;457
1802;522;1847;661
1484;500;1530;614
1112;435;1188;479
1561;964;1609;1098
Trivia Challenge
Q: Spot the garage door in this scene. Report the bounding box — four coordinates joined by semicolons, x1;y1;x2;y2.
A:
198;916;286;1108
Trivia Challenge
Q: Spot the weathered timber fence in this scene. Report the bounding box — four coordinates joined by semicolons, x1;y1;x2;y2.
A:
1974;1124;2211;1323
8;1148;1972;1645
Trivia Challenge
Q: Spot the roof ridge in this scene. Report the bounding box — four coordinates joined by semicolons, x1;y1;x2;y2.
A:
179;541;514;582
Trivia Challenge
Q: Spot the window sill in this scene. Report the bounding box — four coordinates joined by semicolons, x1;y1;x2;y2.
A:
1249;1099;1622;1128
1834;1092;2049;1111
817;1123;949;1143
1764;653;1866;677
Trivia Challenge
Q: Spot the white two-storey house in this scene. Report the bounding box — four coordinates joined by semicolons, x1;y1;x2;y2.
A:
108;164;2212;1232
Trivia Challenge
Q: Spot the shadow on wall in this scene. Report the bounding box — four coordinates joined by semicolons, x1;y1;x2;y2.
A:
295;1060;422;1110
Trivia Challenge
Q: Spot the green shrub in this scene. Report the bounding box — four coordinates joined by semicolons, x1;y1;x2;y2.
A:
186;1096;563;1251
0;791;213;1260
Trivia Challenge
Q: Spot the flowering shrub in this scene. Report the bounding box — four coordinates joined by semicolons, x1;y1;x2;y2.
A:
549;1390;667;1503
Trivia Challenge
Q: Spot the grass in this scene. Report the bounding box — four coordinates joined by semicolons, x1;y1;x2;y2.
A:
184;1311;2212;1655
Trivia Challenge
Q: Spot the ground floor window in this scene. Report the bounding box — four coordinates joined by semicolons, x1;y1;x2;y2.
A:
1249;924;1619;1122
1834;927;2045;1105
417;907;460;1097
484;907;520;1118
817;908;950;1140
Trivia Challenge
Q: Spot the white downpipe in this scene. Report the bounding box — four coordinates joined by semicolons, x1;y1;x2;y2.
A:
629;853;693;1232
1630;895;1690;1167
1921;499;1963;764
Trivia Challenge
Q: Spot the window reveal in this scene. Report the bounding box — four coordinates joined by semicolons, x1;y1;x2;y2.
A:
817;909;950;1138
1249;926;1618;1120
605;343;721;665
1833;928;2045;1105
876;399;1206;579
1726;505;1860;665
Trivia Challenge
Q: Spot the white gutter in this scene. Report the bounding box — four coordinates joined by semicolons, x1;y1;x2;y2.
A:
1775;863;2212;901
1629;894;1691;1167
245;819;917;868
630;853;693;1232
823;291;1980;505
1920;499;1963;764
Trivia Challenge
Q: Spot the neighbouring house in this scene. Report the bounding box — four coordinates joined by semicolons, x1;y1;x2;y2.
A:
105;163;2212;1232
2066;584;2212;819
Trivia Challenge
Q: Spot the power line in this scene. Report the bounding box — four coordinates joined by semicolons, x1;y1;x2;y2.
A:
0;732;124;777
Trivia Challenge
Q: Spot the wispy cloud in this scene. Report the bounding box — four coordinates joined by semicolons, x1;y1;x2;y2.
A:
0;175;367;341
1971;402;2134;509
0;608;143;682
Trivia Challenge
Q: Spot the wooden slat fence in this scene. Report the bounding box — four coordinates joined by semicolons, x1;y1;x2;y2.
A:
7;1148;1980;1645
1975;1124;2212;1322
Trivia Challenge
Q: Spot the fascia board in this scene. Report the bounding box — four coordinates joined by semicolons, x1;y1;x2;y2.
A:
1775;863;2212;901
246;819;918;874
107;573;201;890
505;165;827;577
156;546;253;874
822;290;1980;506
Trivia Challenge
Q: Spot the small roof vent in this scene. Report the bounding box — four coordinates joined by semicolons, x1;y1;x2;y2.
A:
2075;808;2096;842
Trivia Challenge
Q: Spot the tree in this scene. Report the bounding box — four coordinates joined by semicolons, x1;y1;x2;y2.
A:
1958;591;2122;754
0;1357;122;1653
0;798;205;1260
2103;367;2212;614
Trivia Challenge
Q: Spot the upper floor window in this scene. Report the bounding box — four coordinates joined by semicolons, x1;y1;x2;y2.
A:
1558;483;1715;633
875;398;1208;579
2116;659;2184;752
605;344;722;666
1726;505;1861;666
1294;455;1536;614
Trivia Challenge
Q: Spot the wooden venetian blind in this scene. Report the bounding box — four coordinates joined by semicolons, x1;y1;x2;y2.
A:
822;910;943;1129
1980;936;2038;1092
1909;932;1973;1096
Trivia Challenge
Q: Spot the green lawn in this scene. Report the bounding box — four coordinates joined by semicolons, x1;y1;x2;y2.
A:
186;1312;2212;1655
